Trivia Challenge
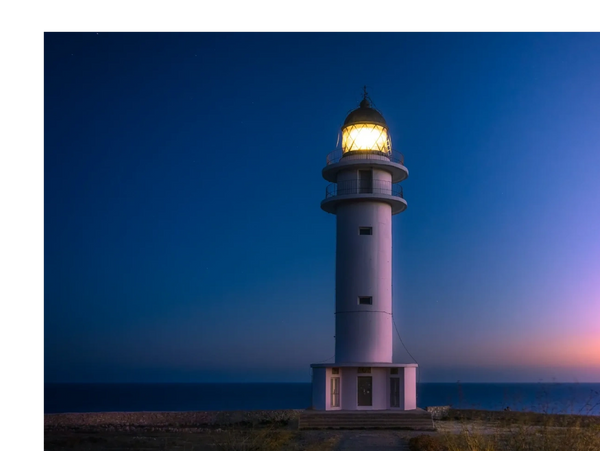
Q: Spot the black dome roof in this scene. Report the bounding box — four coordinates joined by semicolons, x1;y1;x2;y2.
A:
342;97;387;128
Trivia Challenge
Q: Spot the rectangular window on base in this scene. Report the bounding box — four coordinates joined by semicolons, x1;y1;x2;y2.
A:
358;296;373;305
359;227;372;235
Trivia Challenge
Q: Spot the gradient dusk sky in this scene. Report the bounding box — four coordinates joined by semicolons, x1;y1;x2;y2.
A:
44;32;600;383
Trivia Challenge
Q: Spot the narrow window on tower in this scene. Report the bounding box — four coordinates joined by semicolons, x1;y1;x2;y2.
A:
358;296;373;305
358;170;373;193
359;227;373;235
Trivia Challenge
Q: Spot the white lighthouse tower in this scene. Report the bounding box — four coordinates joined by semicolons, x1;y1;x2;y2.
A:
310;90;417;411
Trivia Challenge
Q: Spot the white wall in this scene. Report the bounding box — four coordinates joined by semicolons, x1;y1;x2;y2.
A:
340;367;357;410
372;168;393;193
371;367;388;409
334;175;393;363
403;366;417;410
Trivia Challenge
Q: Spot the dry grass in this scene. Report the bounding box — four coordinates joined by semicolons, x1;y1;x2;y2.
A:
215;427;341;451
44;424;341;451
410;413;600;451
214;427;296;451
409;384;600;451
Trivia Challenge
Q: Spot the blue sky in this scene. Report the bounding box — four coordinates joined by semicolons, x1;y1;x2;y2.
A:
44;33;600;383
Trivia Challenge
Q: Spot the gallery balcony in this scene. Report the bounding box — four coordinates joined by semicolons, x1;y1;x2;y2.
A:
321;179;407;215
322;149;409;184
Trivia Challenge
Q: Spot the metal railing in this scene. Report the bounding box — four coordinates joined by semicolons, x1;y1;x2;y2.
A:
325;148;405;166
325;179;404;199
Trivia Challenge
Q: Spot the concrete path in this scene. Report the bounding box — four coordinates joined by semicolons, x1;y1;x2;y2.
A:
333;430;436;451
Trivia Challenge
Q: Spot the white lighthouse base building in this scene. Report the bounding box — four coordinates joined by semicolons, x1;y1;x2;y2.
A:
310;363;417;411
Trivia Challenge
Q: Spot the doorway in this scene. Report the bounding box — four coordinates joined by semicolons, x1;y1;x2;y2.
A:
357;376;373;406
358;170;373;194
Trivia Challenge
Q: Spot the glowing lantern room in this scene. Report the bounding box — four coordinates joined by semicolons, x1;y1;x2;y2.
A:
341;96;391;154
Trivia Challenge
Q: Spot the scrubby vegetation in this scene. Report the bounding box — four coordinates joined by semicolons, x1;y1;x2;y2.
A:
410;411;600;451
45;424;341;451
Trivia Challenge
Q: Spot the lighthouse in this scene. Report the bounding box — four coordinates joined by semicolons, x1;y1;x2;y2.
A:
310;90;417;411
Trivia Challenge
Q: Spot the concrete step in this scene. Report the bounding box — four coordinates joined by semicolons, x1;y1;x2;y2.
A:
299;423;434;430
299;417;433;422
299;420;434;424
300;420;433;423
300;418;434;421
299;422;433;428
299;416;433;421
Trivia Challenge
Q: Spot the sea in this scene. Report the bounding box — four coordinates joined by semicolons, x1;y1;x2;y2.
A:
45;383;600;415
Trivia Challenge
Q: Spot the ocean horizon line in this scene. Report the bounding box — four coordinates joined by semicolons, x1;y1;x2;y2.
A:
45;382;600;415
45;381;600;385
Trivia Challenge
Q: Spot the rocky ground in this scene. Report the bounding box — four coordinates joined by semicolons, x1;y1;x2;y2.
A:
44;427;433;451
44;409;600;451
44;409;431;450
44;409;304;431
